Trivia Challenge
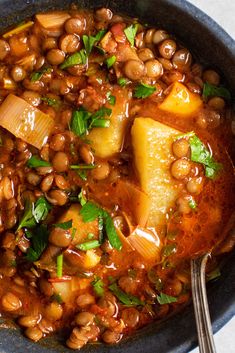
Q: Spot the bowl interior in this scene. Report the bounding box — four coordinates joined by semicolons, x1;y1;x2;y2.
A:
0;1;234;353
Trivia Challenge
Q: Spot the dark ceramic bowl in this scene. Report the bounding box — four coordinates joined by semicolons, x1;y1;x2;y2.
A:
0;1;234;352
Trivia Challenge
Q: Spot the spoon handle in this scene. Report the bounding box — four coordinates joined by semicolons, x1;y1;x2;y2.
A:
191;254;217;353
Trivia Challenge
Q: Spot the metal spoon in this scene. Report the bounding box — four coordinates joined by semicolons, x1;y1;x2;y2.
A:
191;253;217;353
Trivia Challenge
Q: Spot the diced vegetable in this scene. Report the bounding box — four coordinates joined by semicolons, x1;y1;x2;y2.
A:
17;54;37;70
128;227;161;262
156;292;177;305
109;283;145;306
159;82;202;116
0;94;54;149
36;12;70;29
105;55;116;68
83;249;101;269
3;21;34;38
189;134;222;178
88;87;130;158
76;240;100;251
131;117;183;227
203;82;231;100
58;204;99;246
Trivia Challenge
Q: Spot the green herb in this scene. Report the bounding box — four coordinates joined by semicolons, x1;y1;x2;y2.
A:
30;67;52;82
88;107;112;129
207;268;221;281
33;197;51;223
70;164;96;170
80;202;122;251
17;197;51;230
25;229;33;239
189;135;222;179
87;233;94;240
76;239;100;251
92;276;104;296
98;215;104;244
103;211;122;251
95;45;106;55
106;91;116;105
53;220;73;230
51;293;63;304
109;283;145;306
60;49;87;69
82;30;106;55
105;55;116;69
188;198;197;209
41;97;60;107
117;77;129;86
70;109;90;136
77;170;87;181
124;23;138;46
162;243;177;257
27;156;51;168
156;292;177;305
203;82;231;100
91;119;110;128
26;224;49;262
56;254;63;278
108;275;116;284
78;189;87;206
134;83;156;99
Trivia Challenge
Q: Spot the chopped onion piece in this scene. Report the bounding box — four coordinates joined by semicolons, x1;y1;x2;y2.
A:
36;12;70;29
0;94;54;149
115;227;135;252
17;54;36;70
3;21;34;38
128;227;161;262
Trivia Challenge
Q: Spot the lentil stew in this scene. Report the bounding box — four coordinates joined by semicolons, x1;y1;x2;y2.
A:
0;5;234;350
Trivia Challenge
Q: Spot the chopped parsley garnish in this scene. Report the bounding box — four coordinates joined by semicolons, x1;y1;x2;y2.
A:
118;77;129;86
174;131;195;140
76;239;100;251
80;201;122;251
92;276;104;296
56;254;63;278
70;164;96;170
53;220;73;230
105;55;116;69
162;243;177;257
30;67;52;82
156;292;177;305
188;198;197;210
27;156;51;168
41;97;60;107
25;224;49;262
17;197;51;231
124;23;138;46
109;283;145;306
60;49;87;69
189;134;222;179
134;83;156;98
76;170;87;181
106;91;116;105
203;82;231;100
78;189;87;206
82;30;106;55
70;107;111;136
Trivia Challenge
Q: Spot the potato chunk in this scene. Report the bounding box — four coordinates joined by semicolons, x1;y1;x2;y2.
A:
131;117;183;227
88;87;130;158
159;82;202;116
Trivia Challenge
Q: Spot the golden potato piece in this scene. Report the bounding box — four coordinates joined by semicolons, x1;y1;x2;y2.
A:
159;82;202;116
131;117;183;228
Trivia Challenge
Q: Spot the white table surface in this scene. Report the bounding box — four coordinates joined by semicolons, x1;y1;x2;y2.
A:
187;3;235;353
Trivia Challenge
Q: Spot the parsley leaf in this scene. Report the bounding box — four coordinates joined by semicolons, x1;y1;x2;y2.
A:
33;197;51;223
41;97;60;107
92;276;104;296
30;67;52;82
76;240;100;251
109;283;145;306
26;224;49;262
53;220;73;230
188;198;197;209
106;91;116;105
17;199;36;230
80;201;102;222
189;135;222;179
203;82;231;100
78;189;87;206
103;211;122;251
27;156;51;168
156;292;177;305
60;49;87;69
124;24;138;46
117;77;129;86
134;83;156;98
105;55;116;69
82;30;106;55
71;109;90;136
